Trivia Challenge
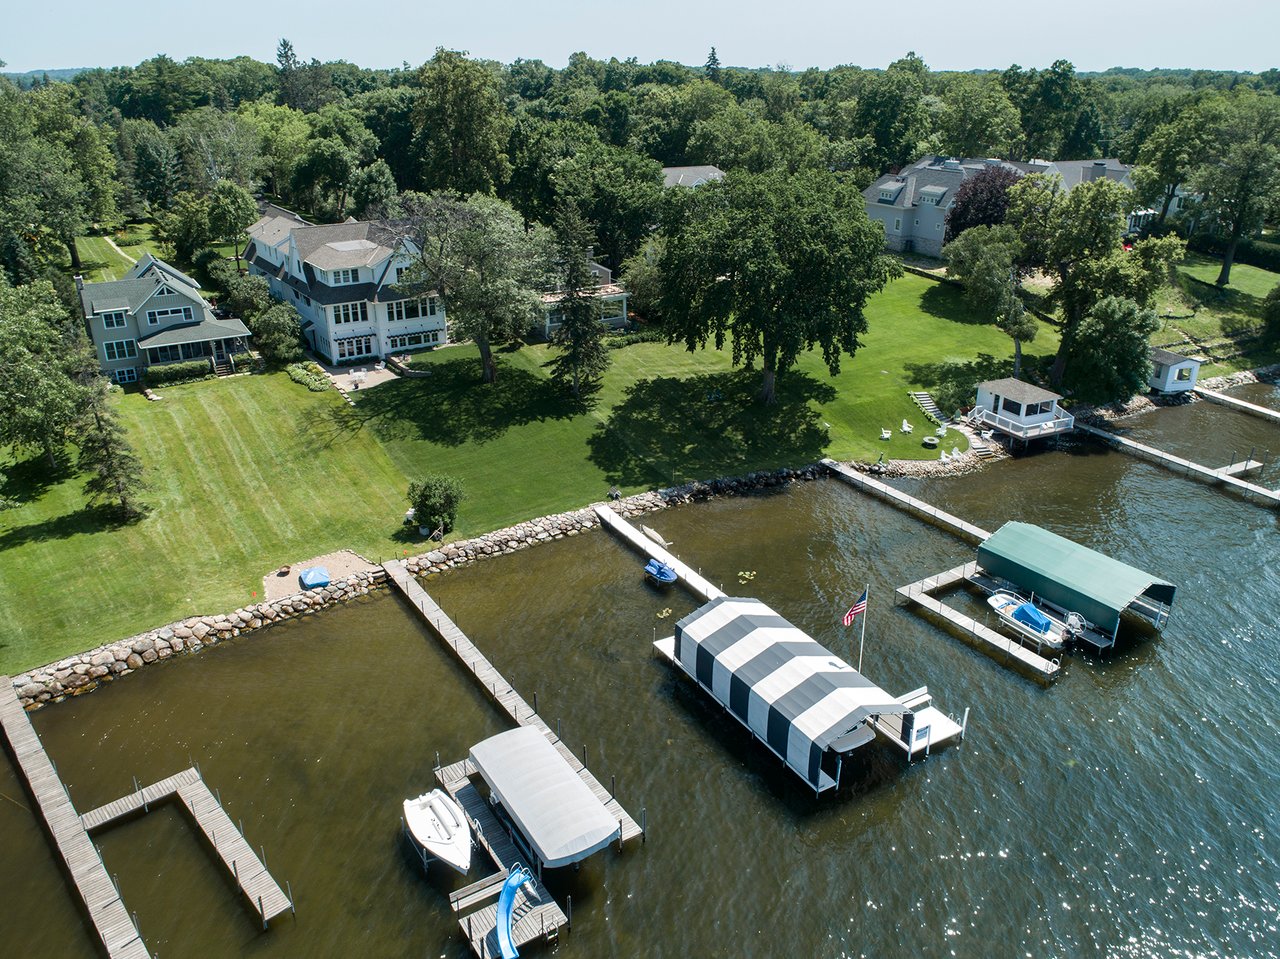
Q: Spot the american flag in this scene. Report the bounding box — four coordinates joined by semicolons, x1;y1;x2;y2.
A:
842;589;868;627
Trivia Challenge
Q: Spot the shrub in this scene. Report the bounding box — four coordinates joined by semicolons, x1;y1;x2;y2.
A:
253;303;305;366
1188;233;1280;274
408;475;466;535
606;328;666;349
144;359;213;386
286;362;330;392
1263;284;1280;342
229;351;255;371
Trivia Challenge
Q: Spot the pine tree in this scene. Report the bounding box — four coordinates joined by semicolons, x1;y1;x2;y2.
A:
704;47;722;85
77;384;148;521
548;202;610;400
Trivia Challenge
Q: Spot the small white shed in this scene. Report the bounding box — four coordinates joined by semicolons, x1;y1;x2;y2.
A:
1149;348;1201;394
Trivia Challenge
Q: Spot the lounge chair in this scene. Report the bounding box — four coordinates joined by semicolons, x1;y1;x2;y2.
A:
936;425;948;437
900;419;914;434
880;428;891;440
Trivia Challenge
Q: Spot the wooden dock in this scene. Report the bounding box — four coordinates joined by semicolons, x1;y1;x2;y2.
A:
1194;386;1280;424
1;679;150;959
822;459;993;544
1077;423;1280;507
382;561;643;846
894;566;1062;682
80;766;293;924
592;504;725;601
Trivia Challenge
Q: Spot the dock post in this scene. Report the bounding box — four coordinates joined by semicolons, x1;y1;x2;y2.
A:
961;707;970;740
259;895;266;930
582;744;587;767
233;859;238;883
642;807;646;841
533;691;537;714
610;774;615;799
567;894;572;931
556;718;561;740
618;818;623;851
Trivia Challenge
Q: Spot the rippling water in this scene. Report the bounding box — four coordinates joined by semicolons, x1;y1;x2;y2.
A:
3;398;1279;958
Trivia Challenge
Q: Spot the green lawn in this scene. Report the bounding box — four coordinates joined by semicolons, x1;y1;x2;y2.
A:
0;272;1053;672
0;374;409;672
73;234;137;283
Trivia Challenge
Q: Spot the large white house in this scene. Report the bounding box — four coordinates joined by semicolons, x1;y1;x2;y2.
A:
244;208;446;364
78;253;251;383
865;156;1160;258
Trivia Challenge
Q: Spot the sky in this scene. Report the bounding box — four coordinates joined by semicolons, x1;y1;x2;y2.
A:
5;0;1279;75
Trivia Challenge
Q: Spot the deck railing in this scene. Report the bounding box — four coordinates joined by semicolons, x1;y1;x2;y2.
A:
974;408;1075;438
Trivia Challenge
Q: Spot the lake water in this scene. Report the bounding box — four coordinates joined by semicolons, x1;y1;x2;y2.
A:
4;386;1279;959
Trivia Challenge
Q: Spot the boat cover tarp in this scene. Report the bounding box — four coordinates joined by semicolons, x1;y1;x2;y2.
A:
470;727;620;868
1013;602;1052;633
977;522;1176;634
673;596;906;792
298;566;330;589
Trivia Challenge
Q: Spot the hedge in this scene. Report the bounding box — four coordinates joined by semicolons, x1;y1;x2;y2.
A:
144;359;213;386
229;351;255;371
286;362;331;392
606;328;666;349
1188;233;1280;274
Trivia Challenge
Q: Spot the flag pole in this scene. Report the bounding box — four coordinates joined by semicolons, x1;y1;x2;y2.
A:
857;583;869;672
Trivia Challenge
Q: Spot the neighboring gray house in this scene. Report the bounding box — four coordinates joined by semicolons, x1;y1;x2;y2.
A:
864;155;1145;259
541;259;628;339
78;253;251;383
662;165;725;188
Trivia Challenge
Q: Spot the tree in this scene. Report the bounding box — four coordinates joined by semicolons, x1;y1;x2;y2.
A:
660;169;900;404
945;165;1022;242
238;101;309;200
223;274;273;321
550;140;664;267
1063;296;1161;403
250;303;304;366
397;192;553;383
620;235;666;323
172;107;261;193
704;48;721;85
1189;92;1280;286
291;105;378;216
413;49;513;194
0;280;90;466
547;202;610;399
351;160;399;218
853;54;932;171
1005;173;1184;386
1262;283;1280;342
937;75;1021;159
207;180;257;270
1000;60;1086;160
154;191;213;264
943;225;1037;377
1131;108;1209;227
408;475;466;535
121;118;180;208
76;381;147;520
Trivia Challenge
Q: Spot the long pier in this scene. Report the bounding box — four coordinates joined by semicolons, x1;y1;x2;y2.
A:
821;459;992;543
591;504;725;601
1077;423;1280;507
1194;385;1280;424
0;680;149;958
381;560;642;845
893;565;1061;682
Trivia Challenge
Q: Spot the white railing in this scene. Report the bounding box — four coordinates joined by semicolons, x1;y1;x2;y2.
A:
974;408;1075;438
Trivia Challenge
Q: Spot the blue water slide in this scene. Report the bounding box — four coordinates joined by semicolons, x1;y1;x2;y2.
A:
495;864;532;959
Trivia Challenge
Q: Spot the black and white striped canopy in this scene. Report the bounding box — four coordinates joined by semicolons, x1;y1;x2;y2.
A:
674;597;905;790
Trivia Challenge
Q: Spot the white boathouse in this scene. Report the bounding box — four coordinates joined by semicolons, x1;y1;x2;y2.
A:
972;378;1074;440
1148;348;1201;394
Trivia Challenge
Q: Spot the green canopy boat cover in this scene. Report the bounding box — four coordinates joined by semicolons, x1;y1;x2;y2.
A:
977;522;1176;635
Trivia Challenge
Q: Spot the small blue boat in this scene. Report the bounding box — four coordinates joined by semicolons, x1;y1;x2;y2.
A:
299;566;331;590
644;558;678;588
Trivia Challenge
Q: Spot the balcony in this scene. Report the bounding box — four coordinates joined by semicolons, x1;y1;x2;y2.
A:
973;407;1075;439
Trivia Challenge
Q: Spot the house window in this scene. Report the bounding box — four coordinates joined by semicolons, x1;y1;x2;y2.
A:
1176;366;1193;382
304;296;312;306
936;222;942;231
103;339;138;361
387;331;441;350
331;268;359;285
332;302;369;325
148;344;186;363
101;311;126;329
146;306;193;326
387;299;423;321
395;266;409;283
893;218;901;232
428;296;438;317
335;335;374;359
111;367;138;384
155;285;175;296
1001;397;1023;416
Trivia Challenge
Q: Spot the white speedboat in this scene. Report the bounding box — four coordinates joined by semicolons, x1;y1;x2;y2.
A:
986;592;1080;651
403;789;472;874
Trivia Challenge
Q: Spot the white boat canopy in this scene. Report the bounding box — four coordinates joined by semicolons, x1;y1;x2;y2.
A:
674;596;907;791
469;726;620;868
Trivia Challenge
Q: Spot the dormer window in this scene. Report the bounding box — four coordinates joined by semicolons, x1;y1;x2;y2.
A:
155;284;175;296
331;268;359;285
101;311;126;329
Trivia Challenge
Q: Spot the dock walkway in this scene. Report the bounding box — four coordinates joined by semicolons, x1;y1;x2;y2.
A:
1;679;149;959
1077;423;1280;507
592;504;725;601
1194;386;1280;425
382;561;642;844
894;565;1061;682
822;459;992;543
